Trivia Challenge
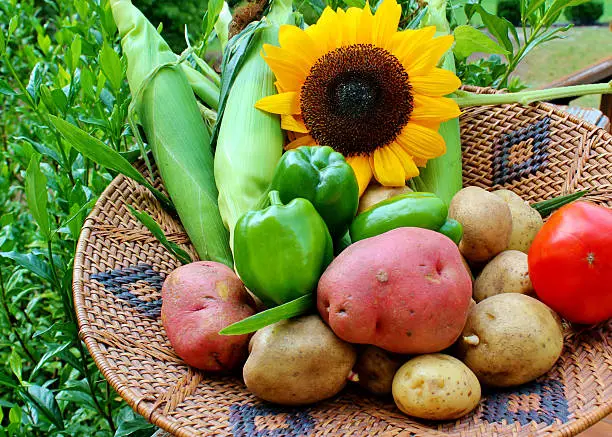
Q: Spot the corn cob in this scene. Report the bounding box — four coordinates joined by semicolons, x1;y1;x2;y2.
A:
214;0;293;247
412;0;463;205
110;0;233;267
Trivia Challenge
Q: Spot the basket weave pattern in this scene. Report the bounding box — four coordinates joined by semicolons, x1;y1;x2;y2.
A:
74;96;612;437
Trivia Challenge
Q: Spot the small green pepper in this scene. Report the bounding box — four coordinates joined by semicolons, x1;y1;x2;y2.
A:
234;191;333;307
349;192;449;242
438;218;463;245
269;146;359;239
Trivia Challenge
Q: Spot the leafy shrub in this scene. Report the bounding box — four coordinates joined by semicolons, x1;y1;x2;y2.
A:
497;0;521;26
135;0;208;51
564;1;604;25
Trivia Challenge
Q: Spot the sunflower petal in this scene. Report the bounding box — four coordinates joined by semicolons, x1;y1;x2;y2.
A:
262;53;307;91
373;0;402;48
346;155;373;195
411;95;461;123
370;146;406;186
395;122;446;159
286;134;317;150
413;157;428;167
341;7;362;46
403;35;454;75
281;114;308;133
306;7;341;53
356;2;374;45
278;25;321;67
255;92;300;115
410;68;462;96
388;142;420;179
390;26;435;63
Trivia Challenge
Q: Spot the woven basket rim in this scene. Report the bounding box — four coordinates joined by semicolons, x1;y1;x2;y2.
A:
73;91;612;436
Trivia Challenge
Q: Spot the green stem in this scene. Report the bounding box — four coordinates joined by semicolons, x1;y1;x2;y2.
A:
455;82;612;107
0;267;38;364
268;190;282;206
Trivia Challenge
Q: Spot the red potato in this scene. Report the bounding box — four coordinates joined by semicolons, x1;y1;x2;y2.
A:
161;261;256;371
317;227;472;354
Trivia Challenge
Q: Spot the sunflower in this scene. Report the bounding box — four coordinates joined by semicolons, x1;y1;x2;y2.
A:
254;0;461;194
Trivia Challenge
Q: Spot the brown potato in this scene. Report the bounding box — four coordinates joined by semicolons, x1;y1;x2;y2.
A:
353;346;404;395
358;183;412;213
449;187;512;262
243;315;356;405
456;294;563;387
392;354;481;420
493;189;543;253
473;250;533;302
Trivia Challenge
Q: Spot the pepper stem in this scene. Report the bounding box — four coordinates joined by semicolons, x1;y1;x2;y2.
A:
268;190;283;206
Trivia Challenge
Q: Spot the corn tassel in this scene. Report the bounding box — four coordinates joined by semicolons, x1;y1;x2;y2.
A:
110;0;233;267
214;0;293;248
412;0;463;205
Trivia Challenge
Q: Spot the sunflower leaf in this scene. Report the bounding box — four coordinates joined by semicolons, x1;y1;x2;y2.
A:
453;25;509;60
464;4;515;58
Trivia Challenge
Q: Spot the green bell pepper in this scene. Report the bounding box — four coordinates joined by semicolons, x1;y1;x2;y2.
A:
349;192;456;242
234;190;333;307
269;146;359;239
437;218;463;245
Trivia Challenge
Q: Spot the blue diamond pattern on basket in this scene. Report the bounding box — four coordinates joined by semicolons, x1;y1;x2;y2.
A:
481;379;569;426
91;263;164;318
229;403;316;437
492;117;551;185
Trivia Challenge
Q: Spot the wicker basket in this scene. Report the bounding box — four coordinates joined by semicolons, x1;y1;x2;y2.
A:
74;90;612;437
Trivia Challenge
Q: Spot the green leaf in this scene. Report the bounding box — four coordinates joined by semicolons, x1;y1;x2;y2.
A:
0;251;53;283
49;115;173;209
1;213;15;227
0;29;5;56
79;65;94;100
465;4;515;57
203;0;225;42
14;136;62;166
26;62;44;102
39;85;57;115
99;43;123;91
31;343;71;377
344;0;366;7
25;155;51;238
453;25;508;60
71;36;82;71
220;294;314;335
0;78;14;96
8;16;18;37
9;351;22;384
51;89;68;114
9;406;21;424
532;190;588;218
114;406;155;437
22;385;64;430
37;33;51;54
127;206;192;265
526;0;547;16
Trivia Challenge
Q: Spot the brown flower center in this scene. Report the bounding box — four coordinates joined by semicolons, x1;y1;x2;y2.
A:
300;44;413;157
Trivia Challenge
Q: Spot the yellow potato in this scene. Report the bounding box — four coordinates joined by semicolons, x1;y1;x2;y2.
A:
243;315;356;405
392;354;481;420
449;187;512;262
456;294;563;387
358;183;412;213
493;189;543;253
473;250;533;302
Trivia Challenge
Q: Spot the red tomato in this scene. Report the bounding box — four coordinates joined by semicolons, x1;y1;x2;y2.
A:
528;201;612;324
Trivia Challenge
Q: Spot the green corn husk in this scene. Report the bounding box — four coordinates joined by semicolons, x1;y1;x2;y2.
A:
214;0;293;247
413;0;463;205
110;0;233;267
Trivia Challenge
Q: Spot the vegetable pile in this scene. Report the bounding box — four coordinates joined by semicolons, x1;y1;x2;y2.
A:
80;0;612;424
